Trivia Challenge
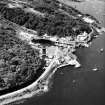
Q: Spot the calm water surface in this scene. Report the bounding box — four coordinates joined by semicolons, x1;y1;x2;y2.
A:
20;0;105;105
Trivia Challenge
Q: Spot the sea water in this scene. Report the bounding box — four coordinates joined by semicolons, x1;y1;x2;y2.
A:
20;0;105;105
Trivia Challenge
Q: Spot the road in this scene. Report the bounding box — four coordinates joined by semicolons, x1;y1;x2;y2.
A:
21;0;105;105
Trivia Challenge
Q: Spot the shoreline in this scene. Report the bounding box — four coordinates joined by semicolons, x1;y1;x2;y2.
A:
0;0;105;104
0;57;60;105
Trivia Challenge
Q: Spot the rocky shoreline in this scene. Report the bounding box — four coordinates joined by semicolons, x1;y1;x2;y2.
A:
0;0;105;105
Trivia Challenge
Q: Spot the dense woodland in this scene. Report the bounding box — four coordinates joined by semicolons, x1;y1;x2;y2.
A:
0;26;43;92
0;1;92;37
0;0;92;93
